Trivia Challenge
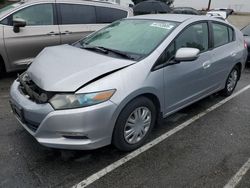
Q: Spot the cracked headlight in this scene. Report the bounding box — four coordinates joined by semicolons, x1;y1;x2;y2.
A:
50;90;116;110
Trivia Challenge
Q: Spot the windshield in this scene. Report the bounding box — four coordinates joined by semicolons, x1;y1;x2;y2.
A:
79;19;178;59
0;3;21;15
242;25;250;36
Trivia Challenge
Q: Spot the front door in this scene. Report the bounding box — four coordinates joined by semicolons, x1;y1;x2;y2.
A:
162;22;214;115
4;3;60;69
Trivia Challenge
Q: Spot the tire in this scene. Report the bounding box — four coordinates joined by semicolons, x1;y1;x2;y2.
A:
220;65;240;97
112;97;157;151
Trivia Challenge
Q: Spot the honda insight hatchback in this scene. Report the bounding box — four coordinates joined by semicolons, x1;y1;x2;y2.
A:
10;14;247;151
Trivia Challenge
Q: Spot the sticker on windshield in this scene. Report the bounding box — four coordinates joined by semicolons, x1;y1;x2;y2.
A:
150;23;175;30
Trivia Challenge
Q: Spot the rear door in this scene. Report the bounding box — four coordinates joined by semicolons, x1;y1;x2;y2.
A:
208;22;239;87
57;3;97;44
3;3;60;69
57;3;129;45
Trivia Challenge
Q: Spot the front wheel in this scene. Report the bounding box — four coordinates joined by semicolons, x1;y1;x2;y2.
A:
112;97;156;151
220;66;240;97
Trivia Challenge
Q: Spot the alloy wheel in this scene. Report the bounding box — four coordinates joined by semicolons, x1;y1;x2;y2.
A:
227;69;238;92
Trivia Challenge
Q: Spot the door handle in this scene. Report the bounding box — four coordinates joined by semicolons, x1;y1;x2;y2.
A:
47;31;60;36
203;61;211;69
61;31;72;35
231;51;237;57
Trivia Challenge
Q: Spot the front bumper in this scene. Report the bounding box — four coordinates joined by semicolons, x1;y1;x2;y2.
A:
10;80;117;150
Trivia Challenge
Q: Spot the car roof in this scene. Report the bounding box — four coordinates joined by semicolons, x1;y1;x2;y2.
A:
129;14;207;23
20;0;118;5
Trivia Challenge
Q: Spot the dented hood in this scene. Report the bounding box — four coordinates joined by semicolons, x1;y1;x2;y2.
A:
27;45;135;92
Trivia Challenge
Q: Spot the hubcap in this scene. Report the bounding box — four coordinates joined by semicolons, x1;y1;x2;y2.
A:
124;107;152;144
227;69;238;92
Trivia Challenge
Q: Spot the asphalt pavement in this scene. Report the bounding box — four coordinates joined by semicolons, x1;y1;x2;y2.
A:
0;66;250;188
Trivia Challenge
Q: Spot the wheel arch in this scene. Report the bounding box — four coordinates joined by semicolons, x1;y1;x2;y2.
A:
110;89;163;138
111;91;163;150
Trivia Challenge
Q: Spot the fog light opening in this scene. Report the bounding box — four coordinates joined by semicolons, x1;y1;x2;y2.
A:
57;132;89;140
62;135;89;140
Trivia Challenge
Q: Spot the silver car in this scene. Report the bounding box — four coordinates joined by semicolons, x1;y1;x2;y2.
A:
0;0;132;75
10;14;247;151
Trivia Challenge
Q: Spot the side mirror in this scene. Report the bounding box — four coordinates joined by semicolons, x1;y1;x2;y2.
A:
13;18;26;33
175;47;200;62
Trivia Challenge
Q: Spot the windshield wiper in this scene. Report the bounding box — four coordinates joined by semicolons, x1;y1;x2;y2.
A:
99;47;136;60
81;45;108;54
81;45;135;60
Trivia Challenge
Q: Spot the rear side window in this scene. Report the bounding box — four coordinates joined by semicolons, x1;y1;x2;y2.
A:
59;4;96;24
212;23;234;48
96;7;127;23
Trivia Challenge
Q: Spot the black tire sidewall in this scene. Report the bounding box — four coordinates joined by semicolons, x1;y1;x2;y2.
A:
112;97;156;151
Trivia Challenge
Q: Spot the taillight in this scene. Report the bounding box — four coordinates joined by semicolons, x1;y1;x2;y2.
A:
244;40;248;49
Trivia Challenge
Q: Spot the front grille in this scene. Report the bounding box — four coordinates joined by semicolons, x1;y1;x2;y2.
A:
18;73;54;104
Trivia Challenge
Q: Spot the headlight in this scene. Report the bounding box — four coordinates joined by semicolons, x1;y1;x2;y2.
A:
50;89;116;110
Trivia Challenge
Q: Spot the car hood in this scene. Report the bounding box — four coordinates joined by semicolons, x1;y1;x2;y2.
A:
27;45;135;92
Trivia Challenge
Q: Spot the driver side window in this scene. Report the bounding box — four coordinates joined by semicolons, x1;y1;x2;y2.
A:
11;4;54;26
155;22;208;68
176;22;209;52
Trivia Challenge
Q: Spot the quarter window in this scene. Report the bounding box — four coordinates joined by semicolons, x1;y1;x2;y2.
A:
0;18;8;25
228;27;234;42
12;4;54;26
59;4;96;24
156;42;175;66
96;7;128;23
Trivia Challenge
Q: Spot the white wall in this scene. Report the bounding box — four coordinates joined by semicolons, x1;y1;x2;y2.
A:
173;0;250;13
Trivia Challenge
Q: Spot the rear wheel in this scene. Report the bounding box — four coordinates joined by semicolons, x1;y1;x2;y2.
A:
112;97;156;151
220;65;240;97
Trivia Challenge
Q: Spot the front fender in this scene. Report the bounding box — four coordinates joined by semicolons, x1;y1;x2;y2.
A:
109;87;163;133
